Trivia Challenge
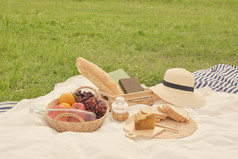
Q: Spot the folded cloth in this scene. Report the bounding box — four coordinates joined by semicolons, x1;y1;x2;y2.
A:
193;64;238;93
0;102;18;113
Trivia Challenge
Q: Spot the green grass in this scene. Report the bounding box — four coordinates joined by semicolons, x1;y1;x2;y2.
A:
0;0;238;102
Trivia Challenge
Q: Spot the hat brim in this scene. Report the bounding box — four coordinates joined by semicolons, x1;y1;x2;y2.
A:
150;84;206;108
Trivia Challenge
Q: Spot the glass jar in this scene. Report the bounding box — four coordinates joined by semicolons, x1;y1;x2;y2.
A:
111;97;129;121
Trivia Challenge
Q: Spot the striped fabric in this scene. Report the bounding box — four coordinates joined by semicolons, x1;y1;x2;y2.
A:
0;102;18;113
193;64;238;93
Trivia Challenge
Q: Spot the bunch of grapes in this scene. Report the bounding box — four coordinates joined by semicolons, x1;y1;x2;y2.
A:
85;98;107;119
74;90;107;119
74;90;95;103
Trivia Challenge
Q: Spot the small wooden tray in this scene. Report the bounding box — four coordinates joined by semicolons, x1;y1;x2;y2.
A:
123;123;165;139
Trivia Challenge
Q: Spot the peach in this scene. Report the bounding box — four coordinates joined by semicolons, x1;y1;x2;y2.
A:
48;105;69;122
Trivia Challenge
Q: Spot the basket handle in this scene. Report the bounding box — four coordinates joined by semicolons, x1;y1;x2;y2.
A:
74;86;98;96
54;112;85;123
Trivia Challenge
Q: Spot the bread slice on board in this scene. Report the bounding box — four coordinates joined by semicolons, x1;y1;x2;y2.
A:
134;113;156;130
157;104;190;122
140;107;167;119
166;105;186;122
158;105;166;113
76;57;124;96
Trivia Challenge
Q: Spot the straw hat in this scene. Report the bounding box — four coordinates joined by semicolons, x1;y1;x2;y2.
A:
150;68;206;108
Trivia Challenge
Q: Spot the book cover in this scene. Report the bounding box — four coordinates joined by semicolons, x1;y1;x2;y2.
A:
109;69;130;84
119;77;144;94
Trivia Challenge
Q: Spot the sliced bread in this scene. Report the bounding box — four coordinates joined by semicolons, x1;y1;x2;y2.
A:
157;104;190;122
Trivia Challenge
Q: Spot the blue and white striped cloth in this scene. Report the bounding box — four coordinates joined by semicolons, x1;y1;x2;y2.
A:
0;102;18;113
193;64;238;93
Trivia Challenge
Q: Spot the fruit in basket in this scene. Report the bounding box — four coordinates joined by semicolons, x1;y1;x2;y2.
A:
75;90;95;103
85;97;107;119
68;109;97;122
69;103;87;122
48;105;69;122
58;93;75;105
59;103;71;108
71;102;86;110
68;111;87;122
74;89;107;119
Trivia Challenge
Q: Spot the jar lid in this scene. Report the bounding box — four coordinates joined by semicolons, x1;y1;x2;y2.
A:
112;96;128;110
116;96;125;102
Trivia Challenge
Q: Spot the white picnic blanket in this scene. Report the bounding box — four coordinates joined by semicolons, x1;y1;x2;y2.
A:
0;75;238;159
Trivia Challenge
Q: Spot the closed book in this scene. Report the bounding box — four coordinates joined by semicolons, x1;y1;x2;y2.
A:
119;77;144;94
109;69;130;84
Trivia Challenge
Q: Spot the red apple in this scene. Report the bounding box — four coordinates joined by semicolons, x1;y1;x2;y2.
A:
71;103;86;110
69;103;87;122
48;105;69;122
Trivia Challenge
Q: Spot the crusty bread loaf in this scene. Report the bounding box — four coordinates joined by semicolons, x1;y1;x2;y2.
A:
76;57;124;96
158;104;190;122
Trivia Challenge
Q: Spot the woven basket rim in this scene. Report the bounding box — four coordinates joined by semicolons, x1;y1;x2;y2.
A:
46;98;109;123
45;87;109;132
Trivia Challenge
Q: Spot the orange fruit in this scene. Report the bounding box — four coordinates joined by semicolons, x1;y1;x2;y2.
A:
58;93;75;105
59;103;72;108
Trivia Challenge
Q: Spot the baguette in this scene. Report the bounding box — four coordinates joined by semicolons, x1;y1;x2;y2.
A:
76;57;124;95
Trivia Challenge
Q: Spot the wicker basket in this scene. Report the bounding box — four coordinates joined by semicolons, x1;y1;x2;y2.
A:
45;86;109;132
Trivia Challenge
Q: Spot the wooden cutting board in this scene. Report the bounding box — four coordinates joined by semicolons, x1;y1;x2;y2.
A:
126;114;197;139
123;123;165;139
